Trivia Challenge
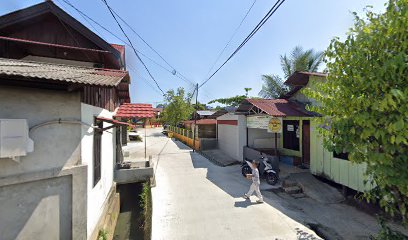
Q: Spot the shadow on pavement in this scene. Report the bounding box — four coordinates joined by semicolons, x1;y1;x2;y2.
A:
234;199;259;208
171;139;194;151
188;151;326;237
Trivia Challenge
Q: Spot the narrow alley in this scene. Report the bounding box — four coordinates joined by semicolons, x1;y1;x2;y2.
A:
131;129;320;240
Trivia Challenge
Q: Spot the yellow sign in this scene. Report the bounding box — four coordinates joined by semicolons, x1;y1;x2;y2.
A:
268;118;282;133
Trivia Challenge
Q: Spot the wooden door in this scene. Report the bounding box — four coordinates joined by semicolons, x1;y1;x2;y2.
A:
302;120;311;167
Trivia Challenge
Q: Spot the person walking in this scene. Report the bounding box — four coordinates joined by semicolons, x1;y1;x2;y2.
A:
243;160;263;203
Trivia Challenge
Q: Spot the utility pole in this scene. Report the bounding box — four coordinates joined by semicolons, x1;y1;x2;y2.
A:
193;83;198;152
144;119;147;159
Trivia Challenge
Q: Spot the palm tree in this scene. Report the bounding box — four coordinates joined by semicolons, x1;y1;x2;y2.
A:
259;75;289;99
244;88;252;97
259;46;323;98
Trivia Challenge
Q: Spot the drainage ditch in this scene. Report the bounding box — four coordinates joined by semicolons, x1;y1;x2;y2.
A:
113;183;145;240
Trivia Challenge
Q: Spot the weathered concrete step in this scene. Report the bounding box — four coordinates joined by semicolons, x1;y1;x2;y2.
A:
291;193;306;199
284;186;302;194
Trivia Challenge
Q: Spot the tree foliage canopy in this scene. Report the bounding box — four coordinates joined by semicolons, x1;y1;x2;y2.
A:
306;0;408;221
258;74;290;99
208;95;247;107
161;87;194;126
259;46;323;98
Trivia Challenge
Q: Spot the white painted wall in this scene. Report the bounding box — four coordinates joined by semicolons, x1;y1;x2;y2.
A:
0;86;81;176
217;114;247;161
0;86;88;239
247;128;278;149
81;103;116;238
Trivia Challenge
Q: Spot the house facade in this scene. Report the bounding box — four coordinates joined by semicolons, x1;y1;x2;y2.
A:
284;72;372;192
0;2;131;239
215;72;371;193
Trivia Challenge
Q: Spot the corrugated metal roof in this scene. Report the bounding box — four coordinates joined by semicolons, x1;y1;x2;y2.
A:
0;57;129;86
115;103;155;118
183;119;217;125
238;98;313;117
196;110;216;116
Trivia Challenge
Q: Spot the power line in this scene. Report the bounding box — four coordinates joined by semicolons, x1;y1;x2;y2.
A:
101;0;165;95
205;0;257;78
199;0;286;89
59;0;193;86
127;65;164;96
106;6;189;80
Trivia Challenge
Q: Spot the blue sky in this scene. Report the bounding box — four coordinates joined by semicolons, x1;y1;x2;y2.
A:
1;0;387;106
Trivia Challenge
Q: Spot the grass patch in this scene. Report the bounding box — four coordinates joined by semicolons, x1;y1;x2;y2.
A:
140;181;152;240
98;229;108;240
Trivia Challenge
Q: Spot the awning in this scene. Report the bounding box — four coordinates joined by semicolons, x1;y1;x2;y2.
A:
115;103;155;118
96;117;135;130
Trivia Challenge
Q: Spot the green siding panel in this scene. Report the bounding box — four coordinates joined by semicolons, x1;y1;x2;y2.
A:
310;120;372;192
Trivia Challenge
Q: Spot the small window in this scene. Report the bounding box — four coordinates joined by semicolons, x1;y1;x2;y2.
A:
93;119;103;186
283;120;300;151
333;151;349;160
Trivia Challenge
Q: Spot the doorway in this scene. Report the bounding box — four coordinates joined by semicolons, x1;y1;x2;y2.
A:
302;120;310;167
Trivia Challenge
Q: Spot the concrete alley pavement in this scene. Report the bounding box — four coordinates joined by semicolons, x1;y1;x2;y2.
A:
134;129;320;240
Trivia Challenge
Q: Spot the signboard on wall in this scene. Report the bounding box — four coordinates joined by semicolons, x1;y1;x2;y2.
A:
287;125;294;131
268;118;282;133
247;116;282;133
247;116;270;129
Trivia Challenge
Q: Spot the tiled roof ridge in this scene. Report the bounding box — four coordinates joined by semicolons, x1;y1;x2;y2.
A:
0;57;127;73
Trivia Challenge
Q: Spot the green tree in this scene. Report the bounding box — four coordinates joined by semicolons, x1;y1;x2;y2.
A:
306;0;408;221
208;88;256;107
161;87;194;126
208;95;247;107
259;46;323;98
259;74;290;99
244;87;252;97
192;102;207;110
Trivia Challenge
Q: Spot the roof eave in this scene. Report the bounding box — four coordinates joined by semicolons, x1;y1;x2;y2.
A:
0;1;122;65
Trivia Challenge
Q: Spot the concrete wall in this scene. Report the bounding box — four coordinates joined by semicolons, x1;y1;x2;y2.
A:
0;86;81;176
0;175;72;240
0;86;88;239
247;128;279;149
217;114;246;161
200;138;218;150
81;103;116;238
0;164;88;240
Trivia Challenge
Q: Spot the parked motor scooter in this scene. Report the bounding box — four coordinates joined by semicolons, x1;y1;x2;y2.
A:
241;154;279;185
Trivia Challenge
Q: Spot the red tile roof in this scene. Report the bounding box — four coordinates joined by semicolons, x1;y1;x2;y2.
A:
111;43;125;65
111;44;125;55
115;103;155;118
183;119;217;125
239;98;312;117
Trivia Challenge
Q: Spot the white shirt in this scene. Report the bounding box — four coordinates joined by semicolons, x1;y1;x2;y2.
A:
246;161;260;185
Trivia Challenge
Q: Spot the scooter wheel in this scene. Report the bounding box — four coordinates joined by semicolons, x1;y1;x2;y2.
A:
266;172;278;185
242;166;251;177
